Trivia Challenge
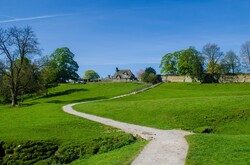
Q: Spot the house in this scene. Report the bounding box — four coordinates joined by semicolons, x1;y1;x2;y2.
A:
113;67;136;81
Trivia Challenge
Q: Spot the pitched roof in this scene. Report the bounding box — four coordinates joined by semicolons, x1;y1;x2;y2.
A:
113;69;135;79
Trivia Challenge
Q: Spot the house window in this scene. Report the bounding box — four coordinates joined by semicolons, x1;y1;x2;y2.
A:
123;72;128;76
116;75;121;79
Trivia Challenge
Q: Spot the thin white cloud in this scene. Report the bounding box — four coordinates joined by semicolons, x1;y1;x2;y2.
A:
0;15;17;19
0;14;72;24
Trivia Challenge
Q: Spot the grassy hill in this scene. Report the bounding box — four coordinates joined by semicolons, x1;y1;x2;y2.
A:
0;82;147;164
74;83;250;165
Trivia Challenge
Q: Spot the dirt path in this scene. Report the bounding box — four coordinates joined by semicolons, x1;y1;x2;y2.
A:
62;83;193;165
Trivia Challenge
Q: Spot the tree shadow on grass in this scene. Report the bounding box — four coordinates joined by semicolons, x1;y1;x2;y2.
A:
41;89;88;99
19;102;40;107
45;97;108;104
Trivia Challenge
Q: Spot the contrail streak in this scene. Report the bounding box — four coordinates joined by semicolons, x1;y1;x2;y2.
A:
0;14;72;24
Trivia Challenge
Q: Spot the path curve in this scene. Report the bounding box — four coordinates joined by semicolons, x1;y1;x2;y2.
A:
62;83;193;165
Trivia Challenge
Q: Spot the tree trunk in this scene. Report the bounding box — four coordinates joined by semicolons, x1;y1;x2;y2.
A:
11;91;18;107
45;86;48;96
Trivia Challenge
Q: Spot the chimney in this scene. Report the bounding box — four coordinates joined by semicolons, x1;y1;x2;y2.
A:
116;67;119;72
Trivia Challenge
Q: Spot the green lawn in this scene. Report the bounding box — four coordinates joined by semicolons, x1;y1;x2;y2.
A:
71;140;148;165
74;83;250;165
186;134;250;165
0;82;148;164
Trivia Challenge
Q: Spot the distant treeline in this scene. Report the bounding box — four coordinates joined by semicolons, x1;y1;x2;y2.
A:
159;43;250;82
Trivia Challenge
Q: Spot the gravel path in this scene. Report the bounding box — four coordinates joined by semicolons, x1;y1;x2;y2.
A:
62;83;193;165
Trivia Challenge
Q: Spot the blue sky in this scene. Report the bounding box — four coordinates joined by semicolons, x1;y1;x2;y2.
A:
1;0;250;77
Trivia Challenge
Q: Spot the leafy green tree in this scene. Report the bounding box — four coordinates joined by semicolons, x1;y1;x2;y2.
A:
0;75;10;103
50;47;79;83
15;57;41;95
0;26;40;106
40;56;58;96
84;70;100;80
0;57;40;103
141;72;157;84
160;50;182;74
220;51;240;74
192;55;205;81
178;47;204;81
145;67;156;75
206;61;221;76
141;67;160;84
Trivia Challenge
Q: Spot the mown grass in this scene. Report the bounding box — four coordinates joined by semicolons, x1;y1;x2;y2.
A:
74;83;250;164
71;140;148;165
0;82;148;164
186;134;250;165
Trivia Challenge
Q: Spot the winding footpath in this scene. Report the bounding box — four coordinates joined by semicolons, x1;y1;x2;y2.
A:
63;83;193;165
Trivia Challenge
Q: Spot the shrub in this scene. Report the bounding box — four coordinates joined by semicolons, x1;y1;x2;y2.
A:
50;134;137;164
0;134;138;164
1;141;58;165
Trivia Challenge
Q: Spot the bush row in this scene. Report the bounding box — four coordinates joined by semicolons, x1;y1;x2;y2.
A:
0;134;137;164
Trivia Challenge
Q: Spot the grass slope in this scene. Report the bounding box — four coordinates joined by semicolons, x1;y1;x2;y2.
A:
0;82;147;164
74;83;250;164
71;141;148;165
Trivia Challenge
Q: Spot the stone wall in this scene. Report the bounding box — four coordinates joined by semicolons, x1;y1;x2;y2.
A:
161;75;194;82
161;74;250;83
219;74;250;83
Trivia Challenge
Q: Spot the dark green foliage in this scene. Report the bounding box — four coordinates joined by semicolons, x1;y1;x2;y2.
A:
0;134;137;164
201;73;219;83
0;142;4;158
1;141;58;165
0;78;11;103
50;134;136;164
141;67;161;84
191;54;205;81
144;67;156;75
40;56;58;96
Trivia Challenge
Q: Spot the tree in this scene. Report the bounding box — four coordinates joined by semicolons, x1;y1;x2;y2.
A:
136;69;144;79
0;61;6;103
0;60;4;75
202;43;223;82
192;55;205;81
0;60;4;81
145;67;156;75
0;57;41;103
141;67;160;84
141;72;158;84
50;47;79;83
40;56;58;96
84;70;100;80
202;43;223;77
178;47;204;81
0;26;40;106
240;41;250;73
220;51;240;74
15;57;41;95
160;50;182;74
206;61;221;75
